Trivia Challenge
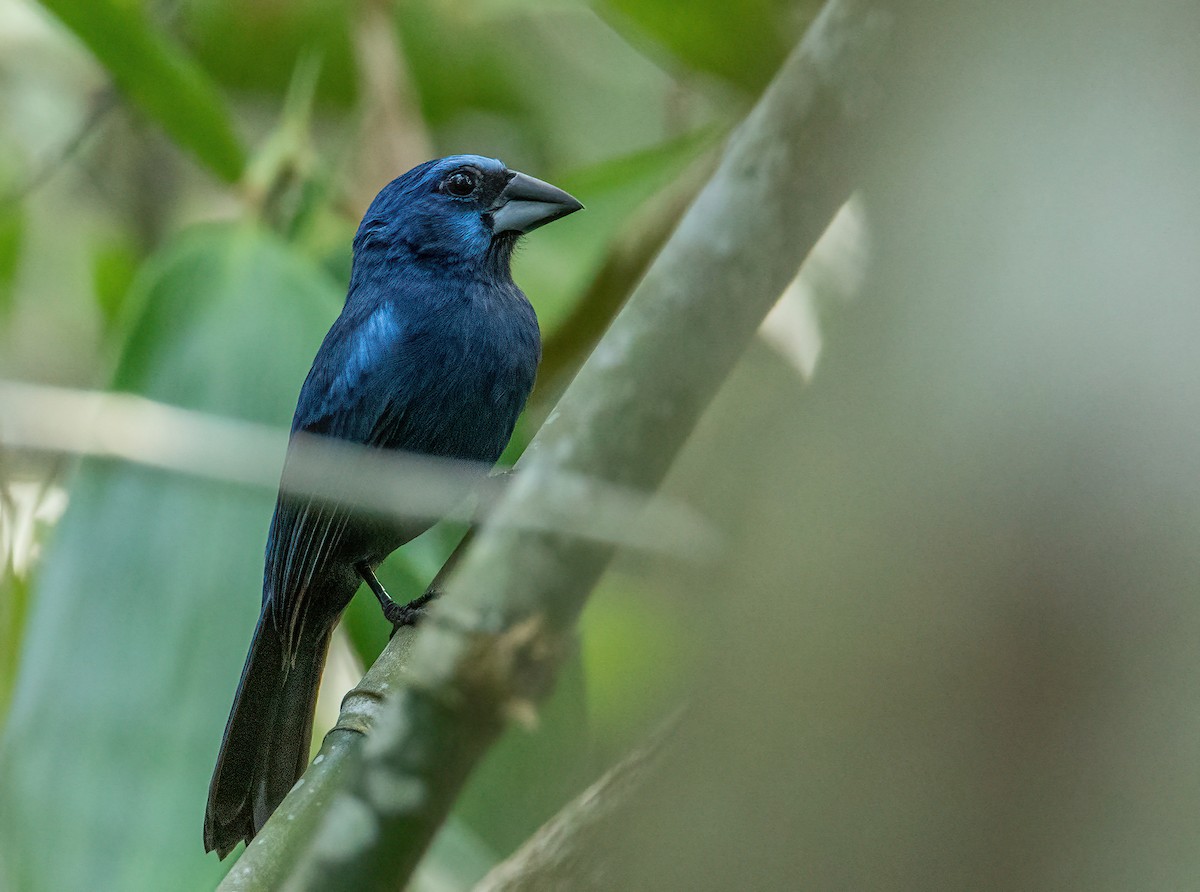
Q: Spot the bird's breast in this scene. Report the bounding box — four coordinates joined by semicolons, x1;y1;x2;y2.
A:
394;288;539;461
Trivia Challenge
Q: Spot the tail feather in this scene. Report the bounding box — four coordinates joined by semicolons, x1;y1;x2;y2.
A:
204;613;331;858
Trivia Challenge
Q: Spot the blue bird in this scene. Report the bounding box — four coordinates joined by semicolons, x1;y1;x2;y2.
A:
204;155;582;858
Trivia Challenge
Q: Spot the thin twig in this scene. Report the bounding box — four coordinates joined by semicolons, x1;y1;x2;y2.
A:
471;710;685;892
1;89;119;207
0;380;710;557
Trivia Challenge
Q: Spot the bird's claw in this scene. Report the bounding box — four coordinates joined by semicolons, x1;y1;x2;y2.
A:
385;602;426;630
384;589;439;637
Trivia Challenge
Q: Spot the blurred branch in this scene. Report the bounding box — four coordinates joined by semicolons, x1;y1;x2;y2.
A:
471;711;682;892
0;88;118;207
243;54;324;236
267;0;894;889
0;380;708;557
344;0;431;216
217;633;419;891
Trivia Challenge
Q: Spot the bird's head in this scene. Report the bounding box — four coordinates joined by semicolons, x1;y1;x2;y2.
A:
353;154;583;271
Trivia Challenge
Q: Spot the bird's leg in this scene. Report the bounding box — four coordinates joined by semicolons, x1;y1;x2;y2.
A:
356;562;405;625
356;524;485;635
356;562;437;631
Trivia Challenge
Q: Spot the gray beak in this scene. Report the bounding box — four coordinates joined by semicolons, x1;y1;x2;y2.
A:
490;170;583;234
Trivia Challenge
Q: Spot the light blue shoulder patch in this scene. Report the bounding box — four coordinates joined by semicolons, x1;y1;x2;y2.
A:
332;307;404;397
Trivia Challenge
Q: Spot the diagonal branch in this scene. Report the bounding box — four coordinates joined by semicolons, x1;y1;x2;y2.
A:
220;1;896;888
470;710;683;892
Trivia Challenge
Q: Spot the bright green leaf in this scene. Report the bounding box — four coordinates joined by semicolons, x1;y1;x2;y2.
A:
0;205;23;318
91;237;140;328
0;556;31;733
37;0;245;182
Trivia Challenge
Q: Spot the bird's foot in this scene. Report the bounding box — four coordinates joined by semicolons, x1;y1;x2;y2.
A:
385;589;440;636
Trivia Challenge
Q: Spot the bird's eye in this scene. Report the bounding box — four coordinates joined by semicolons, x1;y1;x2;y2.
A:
443;170;479;197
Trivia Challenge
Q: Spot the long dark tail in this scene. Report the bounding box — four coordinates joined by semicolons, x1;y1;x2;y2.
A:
203;612;332;858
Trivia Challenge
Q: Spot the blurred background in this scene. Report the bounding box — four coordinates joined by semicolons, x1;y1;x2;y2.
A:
2;0;1200;890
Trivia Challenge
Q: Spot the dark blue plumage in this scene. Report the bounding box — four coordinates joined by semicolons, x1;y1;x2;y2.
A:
204;155;581;858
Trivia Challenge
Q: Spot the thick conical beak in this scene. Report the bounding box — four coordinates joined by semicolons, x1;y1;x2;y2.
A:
490;170;583;234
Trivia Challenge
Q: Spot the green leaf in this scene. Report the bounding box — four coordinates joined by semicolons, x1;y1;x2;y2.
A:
396;0;696;171
394;0;529;131
0;204;23;318
597;0;818;93
0;555;31;733
91;237;140;329
0;223;339;891
183;0;358;109
37;0;245;182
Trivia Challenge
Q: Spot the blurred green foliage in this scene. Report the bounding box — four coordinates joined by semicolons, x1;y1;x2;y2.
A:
184;0;360;108
0;224;340;890
0;205;23;318
0;0;815;888
5;1;1199;890
90;236;140;329
598;0;801;91
0;538;30;723
38;0;246;181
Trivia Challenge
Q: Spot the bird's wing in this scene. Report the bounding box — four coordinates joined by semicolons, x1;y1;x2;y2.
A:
265;306;423;650
296;306;412;436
